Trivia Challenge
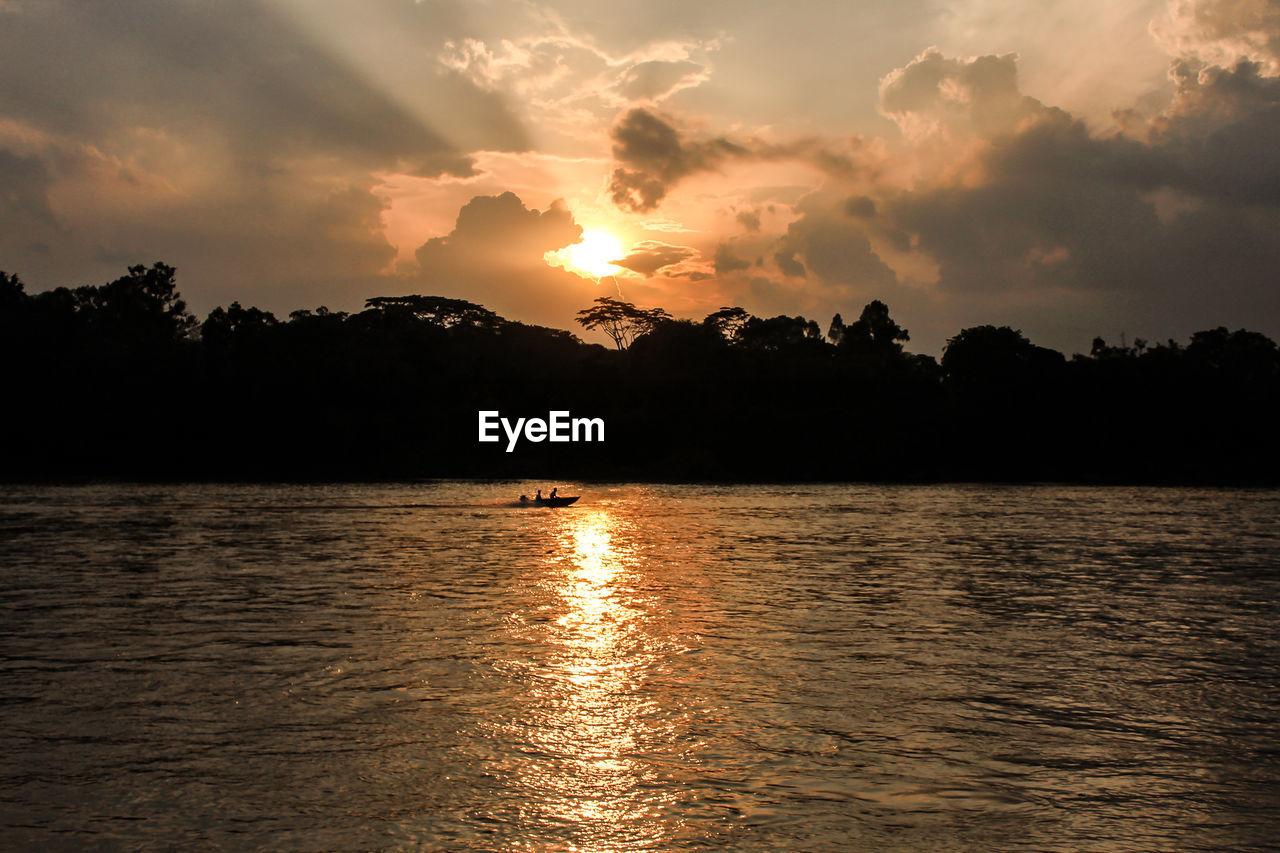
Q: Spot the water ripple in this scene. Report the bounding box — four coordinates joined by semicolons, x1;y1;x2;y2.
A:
0;483;1278;851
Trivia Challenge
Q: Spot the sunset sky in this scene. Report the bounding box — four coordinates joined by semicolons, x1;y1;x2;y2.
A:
2;0;1278;354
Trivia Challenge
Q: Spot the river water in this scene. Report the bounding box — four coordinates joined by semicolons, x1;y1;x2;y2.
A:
1;483;1278;851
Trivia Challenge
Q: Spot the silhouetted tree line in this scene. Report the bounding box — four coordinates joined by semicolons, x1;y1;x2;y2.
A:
2;263;1278;483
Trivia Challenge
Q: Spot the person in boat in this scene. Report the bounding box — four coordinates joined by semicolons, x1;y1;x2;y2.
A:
535;489;543;501
549;487;558;499
519;494;529;503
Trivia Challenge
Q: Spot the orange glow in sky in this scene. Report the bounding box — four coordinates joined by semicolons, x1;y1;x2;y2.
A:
546;230;626;280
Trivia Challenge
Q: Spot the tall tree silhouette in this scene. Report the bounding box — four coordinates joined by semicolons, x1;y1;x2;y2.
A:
365;295;504;331
84;262;197;344
734;314;824;352
576;297;671;349
837;300;908;355
703;306;751;340
942;325;1064;384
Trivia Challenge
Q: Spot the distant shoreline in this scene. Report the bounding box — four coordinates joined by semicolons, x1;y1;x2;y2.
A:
5;267;1278;489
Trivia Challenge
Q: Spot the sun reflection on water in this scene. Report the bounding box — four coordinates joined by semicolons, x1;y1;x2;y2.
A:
507;508;676;851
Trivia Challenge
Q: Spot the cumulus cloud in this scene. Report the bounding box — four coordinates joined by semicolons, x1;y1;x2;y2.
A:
704;29;1280;349
1143;58;1280;205
861;33;1280;341
878;48;1055;142
412;191;599;327
1153;0;1280;74
778;205;897;293
417;192;582;266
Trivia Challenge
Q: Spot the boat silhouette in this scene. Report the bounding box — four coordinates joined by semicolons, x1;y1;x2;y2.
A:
534;495;578;507
514;495;580;507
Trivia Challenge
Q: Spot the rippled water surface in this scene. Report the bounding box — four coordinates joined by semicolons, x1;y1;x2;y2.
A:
1;483;1278;851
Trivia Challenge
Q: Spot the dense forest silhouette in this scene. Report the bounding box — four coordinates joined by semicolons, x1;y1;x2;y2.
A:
2;262;1278;483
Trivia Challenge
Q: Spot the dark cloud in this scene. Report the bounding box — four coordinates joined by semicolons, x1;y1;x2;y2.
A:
713;243;752;274
879;48;1053;140
863;46;1280;348
844;195;877;217
412;192;598;327
613;240;697;276
776;205;899;294
1152;59;1280;204
882;54;1280;298
0;149;59;231
608;108;748;211
0;148;62;265
417;192;582;264
606;109;881;213
713;43;1280;352
736;209;762;231
773;249;807;279
746;274;805;318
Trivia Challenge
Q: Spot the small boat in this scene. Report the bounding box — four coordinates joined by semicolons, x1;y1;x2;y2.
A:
512;493;580;508
535;495;579;507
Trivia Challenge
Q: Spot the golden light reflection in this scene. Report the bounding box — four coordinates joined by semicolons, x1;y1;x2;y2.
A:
560;515;621;637
507;508;676;851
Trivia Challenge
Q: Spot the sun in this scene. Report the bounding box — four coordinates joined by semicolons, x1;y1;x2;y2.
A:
549;230;626;279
